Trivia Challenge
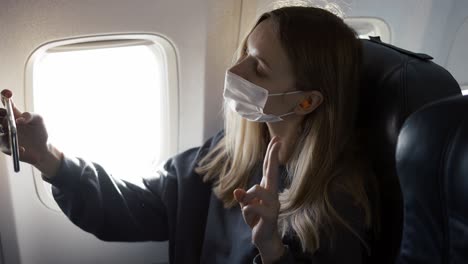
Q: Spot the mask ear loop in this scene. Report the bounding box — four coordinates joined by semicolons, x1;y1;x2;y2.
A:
276;111;296;119
278;96;315;120
268;90;303;97
267;90;305;121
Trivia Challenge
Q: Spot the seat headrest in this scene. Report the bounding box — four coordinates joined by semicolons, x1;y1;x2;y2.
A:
396;95;468;263
358;37;461;262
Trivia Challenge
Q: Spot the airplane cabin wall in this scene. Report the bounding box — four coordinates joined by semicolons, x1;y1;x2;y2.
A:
0;0;241;263
444;0;468;88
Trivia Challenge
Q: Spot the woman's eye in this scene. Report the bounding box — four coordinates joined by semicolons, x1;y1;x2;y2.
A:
255;67;262;75
255;62;266;77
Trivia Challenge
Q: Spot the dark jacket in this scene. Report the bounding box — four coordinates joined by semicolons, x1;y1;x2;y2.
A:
45;131;368;263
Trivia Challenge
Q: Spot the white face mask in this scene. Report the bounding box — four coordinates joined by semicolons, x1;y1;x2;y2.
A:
223;71;302;122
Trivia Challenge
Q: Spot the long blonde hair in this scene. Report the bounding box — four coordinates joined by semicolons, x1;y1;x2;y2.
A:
196;6;375;253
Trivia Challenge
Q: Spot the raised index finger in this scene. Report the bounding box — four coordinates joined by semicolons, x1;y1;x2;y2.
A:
262;136;277;187
265;138;281;192
263;136;274;177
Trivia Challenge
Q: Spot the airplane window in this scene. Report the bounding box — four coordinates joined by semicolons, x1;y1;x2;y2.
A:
28;37;178;210
344;17;391;43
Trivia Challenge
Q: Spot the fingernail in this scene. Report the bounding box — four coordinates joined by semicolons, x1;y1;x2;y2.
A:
1;90;12;98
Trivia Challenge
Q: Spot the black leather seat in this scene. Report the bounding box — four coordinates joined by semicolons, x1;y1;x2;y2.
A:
358;37;461;262
395;95;468;263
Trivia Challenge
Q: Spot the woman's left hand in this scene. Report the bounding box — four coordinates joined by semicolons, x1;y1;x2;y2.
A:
234;136;285;263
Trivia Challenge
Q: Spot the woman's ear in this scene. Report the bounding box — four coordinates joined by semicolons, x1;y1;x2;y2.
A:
294;91;323;115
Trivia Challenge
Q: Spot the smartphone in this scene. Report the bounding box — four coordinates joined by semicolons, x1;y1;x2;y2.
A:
1;95;20;172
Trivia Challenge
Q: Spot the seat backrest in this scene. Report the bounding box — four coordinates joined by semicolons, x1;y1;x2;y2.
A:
358;37;461;262
396;95;468;263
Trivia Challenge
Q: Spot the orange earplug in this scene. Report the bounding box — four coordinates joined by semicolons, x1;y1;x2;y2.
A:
300;99;311;109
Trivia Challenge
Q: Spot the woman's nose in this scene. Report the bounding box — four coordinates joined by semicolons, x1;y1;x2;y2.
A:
228;63;242;77
228;60;249;81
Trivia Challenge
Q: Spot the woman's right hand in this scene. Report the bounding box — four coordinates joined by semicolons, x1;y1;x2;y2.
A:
1;89;62;177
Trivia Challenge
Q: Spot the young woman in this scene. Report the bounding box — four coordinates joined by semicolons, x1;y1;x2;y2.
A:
1;6;375;264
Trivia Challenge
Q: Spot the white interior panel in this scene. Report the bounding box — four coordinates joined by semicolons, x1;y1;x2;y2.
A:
446;18;468;85
441;0;468;76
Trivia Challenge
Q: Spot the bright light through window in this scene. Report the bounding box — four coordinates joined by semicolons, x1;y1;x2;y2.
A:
34;45;164;180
